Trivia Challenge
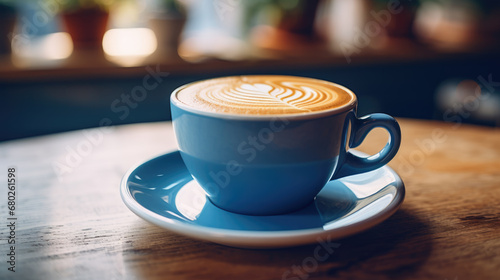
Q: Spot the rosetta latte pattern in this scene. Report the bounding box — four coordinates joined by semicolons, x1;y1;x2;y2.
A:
175;76;355;115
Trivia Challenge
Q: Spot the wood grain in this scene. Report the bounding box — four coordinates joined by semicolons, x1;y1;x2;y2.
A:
0;119;499;280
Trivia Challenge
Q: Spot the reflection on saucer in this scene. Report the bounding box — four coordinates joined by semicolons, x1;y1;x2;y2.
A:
175;181;207;221
121;151;405;248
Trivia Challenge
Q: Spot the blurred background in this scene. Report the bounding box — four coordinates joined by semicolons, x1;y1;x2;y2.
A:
1;0;499;141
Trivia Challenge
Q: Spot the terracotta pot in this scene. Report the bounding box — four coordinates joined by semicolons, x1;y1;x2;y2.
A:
62;8;109;50
371;0;417;38
277;0;320;37
149;14;186;56
385;9;416;37
250;0;321;51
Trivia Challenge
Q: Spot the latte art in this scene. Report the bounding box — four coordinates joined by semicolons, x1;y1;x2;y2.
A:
174;76;355;115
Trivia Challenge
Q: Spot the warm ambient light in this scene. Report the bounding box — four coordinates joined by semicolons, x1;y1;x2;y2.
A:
12;32;73;61
178;29;249;62
102;28;157;66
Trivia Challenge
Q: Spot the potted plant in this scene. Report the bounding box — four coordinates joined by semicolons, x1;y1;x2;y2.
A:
0;0;17;54
148;0;186;57
244;0;321;50
372;0;419;38
414;0;500;48
58;0;115;50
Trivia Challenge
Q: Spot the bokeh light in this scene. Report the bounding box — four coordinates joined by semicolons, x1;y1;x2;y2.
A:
102;28;158;66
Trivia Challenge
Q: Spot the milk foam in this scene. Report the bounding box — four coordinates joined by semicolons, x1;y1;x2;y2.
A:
175;76;355;115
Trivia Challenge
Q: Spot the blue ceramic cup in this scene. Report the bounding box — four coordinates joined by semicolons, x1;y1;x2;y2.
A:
171;76;401;215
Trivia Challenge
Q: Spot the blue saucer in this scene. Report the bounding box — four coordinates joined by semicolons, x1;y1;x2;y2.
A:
120;151;405;248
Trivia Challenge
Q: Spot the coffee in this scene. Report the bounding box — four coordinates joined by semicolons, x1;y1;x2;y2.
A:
171;75;401;215
174;75;356;115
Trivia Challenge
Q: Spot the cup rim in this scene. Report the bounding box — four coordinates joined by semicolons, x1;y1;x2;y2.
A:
170;75;358;120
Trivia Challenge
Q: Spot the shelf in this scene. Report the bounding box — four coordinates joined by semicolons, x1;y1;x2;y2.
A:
1;38;498;83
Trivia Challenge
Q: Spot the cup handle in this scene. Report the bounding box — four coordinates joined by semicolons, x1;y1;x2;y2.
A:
331;113;401;180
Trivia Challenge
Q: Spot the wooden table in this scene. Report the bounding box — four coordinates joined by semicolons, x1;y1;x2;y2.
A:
1;119;499;280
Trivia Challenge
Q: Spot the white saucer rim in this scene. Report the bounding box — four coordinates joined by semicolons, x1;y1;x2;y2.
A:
120;151;405;248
